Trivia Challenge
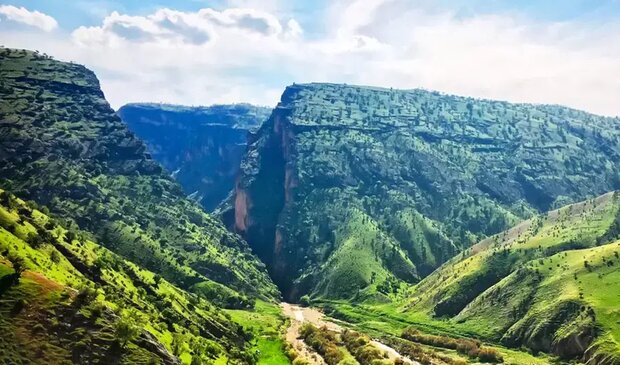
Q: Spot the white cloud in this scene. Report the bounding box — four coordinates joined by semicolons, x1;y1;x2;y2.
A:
0;1;619;117
71;7;299;47
0;5;57;32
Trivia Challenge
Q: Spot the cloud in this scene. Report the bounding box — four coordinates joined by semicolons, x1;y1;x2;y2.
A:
1;1;619;117
71;7;300;47
0;5;58;32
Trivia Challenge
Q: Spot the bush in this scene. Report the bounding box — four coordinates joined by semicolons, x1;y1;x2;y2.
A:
342;330;389;365
293;357;312;365
299;323;343;365
8;254;26;277
299;295;311;307
114;309;143;348
478;347;503;363
27;232;45;248
73;287;97;308
455;340;480;356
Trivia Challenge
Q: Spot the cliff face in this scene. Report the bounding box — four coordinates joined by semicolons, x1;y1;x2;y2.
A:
233;83;620;300
118;103;271;211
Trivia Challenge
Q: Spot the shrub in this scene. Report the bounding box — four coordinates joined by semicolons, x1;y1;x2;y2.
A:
299;323;343;365
27;232;45;248
455;340;480;356
8;254;26;277
478;347;503;363
342;330;389;365
115;309;143;348
293;357;312;365
299;295;311;307
73;287;97;308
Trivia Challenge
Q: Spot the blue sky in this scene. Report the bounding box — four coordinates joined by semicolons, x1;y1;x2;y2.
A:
1;0;619;115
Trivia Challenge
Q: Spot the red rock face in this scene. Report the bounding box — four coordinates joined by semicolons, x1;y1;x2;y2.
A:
234;185;249;233
231;108;293;295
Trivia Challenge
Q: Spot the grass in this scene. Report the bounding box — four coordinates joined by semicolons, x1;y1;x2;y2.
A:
314;193;620;364
225;301;290;365
0;189;265;364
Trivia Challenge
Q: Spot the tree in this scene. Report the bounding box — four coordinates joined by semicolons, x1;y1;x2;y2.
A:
190;355;203;365
8;254;25;278
171;332;187;357
115;309;143;349
27;232;45;248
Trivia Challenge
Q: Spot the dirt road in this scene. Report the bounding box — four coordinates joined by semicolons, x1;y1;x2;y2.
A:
280;303;419;365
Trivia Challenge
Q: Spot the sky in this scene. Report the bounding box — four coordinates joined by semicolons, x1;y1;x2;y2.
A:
0;1;619;116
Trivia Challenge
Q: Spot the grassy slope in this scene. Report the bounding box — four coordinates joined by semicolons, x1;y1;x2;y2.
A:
225;301;290;365
0;47;278;304
318;192;620;364
0;189;260;364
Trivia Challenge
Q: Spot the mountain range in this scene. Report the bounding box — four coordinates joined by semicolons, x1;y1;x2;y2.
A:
1;47;619;365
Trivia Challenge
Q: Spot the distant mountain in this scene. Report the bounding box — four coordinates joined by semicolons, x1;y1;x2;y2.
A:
118;103;271;211
404;191;620;363
229;82;620;300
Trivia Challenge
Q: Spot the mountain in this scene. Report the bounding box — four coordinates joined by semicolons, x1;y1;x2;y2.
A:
0;47;284;363
117;103;271;211
0;47;277;303
229;82;620;300
400;191;620;363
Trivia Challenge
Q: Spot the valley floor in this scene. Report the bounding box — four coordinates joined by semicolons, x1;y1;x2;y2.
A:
281;303;420;365
316;301;576;365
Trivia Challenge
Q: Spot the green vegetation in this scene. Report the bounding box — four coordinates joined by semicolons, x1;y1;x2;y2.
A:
0;47;278;302
299;323;344;365
401;328;502;363
225;301;290;365
318;192;620;363
0;189;257;364
118;103;271;211
231;82;620;301
341;330;391;365
3;47;620;365
0;47;282;364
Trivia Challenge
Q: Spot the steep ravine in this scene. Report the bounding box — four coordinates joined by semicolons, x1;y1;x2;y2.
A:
234;110;291;295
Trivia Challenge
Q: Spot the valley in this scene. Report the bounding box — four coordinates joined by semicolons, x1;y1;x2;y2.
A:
0;46;619;365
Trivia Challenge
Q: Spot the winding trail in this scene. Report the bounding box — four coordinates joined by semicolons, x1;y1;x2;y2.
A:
280;303;420;365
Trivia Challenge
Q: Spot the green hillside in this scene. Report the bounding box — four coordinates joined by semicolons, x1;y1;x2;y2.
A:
405;191;620;363
117;103;271;211
319;192;620;364
0;189;258;364
0;48;278;305
230;82;620;300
